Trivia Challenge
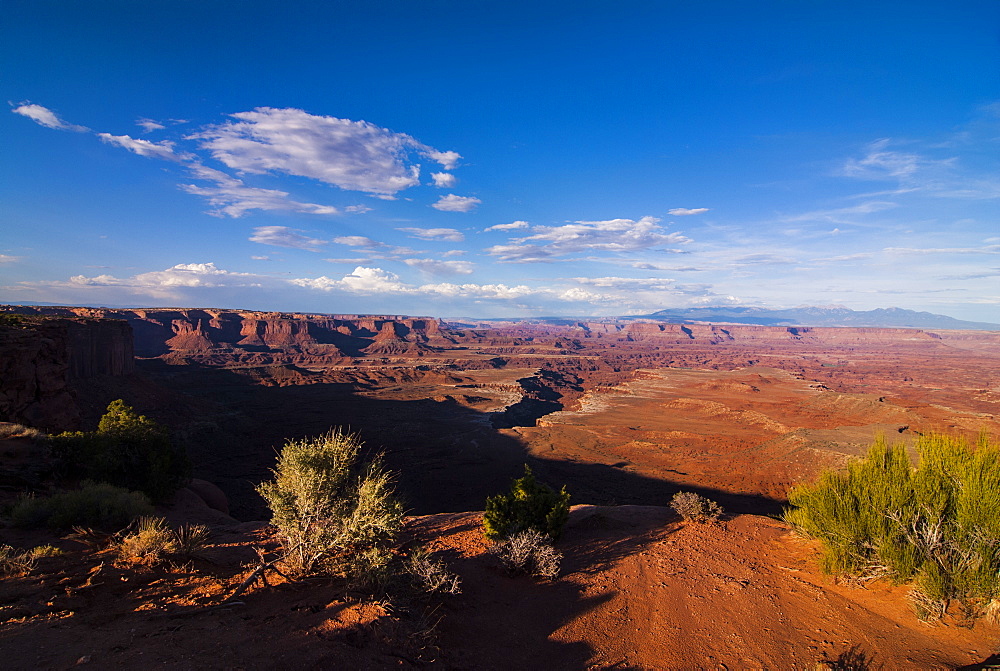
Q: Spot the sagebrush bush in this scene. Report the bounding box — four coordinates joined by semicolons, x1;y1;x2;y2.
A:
670;491;724;523
0;544;36;577
9;481;154;530
491;528;562;579
50;400;190;500
483;465;570;541
0;423;46;441
785;433;1000;621
256;428;403;578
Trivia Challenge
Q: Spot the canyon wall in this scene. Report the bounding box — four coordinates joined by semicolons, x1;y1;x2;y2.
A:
0;317;134;430
2;307;452;364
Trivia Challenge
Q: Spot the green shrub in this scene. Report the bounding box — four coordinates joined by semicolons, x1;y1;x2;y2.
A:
483;465;570;541
785;433;1000;621
670;491;724;523
50;399;190;500
256;428;403;578
9;481;153;530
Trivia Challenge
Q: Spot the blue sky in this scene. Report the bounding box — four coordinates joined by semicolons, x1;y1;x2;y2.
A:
3;1;999;320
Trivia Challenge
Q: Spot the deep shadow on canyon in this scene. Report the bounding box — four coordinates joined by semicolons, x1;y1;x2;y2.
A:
79;361;785;521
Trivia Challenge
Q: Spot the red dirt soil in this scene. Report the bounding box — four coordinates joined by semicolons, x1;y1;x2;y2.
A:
2;505;996;669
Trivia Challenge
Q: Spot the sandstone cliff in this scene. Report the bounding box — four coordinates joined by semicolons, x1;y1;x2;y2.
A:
0;317;133;430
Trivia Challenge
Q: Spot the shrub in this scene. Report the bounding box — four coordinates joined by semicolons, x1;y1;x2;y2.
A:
0;423;46;441
490;528;562;579
406;547;461;595
9;481;154;530
482;465;570;541
113;517;210;565
670;491;724;523
116;516;176;564
785;433;1000;621
256;428;403;578
49;400;190;500
0;544;37;577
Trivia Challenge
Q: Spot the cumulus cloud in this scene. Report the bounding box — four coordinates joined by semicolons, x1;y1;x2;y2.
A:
485;220;529;232
431;172;457;188
98;133;188;162
249;226;326;251
136;118;166;132
188;107;459;195
67;262;260;290
181;163;338;217
12;103;88;132
403;258;475;275
668;208;709;216
397;227;465;242
487;216;691;263
431;194;481;212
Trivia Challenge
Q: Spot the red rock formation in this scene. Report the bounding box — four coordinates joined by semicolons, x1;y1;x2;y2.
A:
0;317;133;431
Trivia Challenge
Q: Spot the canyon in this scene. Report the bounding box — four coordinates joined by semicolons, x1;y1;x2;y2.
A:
3;305;1000;668
2;305;998;518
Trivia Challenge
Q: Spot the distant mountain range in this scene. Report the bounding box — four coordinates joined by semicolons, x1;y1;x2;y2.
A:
632;306;1000;331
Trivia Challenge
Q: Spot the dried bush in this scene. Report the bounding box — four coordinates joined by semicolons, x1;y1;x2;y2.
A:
256;428;403;578
491;528;562;579
0;423;46;441
116;517;176;563
9;481;153;530
670;491;724;523
785;433;1000;622
50;399;190;500
406;547;461;595
0;544;37;577
113;518;211;565
483;465;570;541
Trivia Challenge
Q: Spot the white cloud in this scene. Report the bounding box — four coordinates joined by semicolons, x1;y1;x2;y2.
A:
136;118;166;133
485;220;529;232
188;107;460;195
441;249;466;257
0;254;21;263
251;255;270;260
97;133;188;162
883;245;1000;256
181;163;338;217
424;150;461;170
249;226;326;251
345;204;373;214
431;172;457;188
292;266;411;294
842;139;925;179
397;227;465;242
67;262;260;290
668;208;709;216
403;258;475;275
12;103;88;132
431;194;481;212
487;216;691;263
333;235;383;247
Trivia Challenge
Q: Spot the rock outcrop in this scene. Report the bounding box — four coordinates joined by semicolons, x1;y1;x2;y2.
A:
0;317;133;430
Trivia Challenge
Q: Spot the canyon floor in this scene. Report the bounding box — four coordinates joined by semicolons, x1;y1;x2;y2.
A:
3;311;1000;667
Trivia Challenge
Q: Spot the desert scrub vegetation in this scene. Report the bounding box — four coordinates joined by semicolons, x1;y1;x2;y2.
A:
256;428;403;580
0;422;46;441
785;433;1000;622
490;528;562;579
670;491;724;523
483;465;570;541
50;399;190;500
9;481;154;530
0;544;63;577
405;547;462;595
113;516;210;565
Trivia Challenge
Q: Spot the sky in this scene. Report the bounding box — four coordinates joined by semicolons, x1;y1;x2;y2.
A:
2;1;999;320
